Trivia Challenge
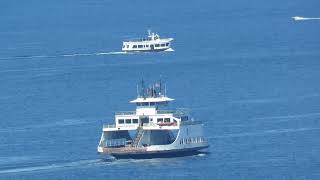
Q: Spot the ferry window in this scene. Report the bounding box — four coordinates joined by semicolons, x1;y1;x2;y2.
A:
150;102;155;106
122;45;125;48
133;45;137;48
161;44;165;47
181;116;188;121
155;44;160;47
136;102;142;106
132;119;139;124
164;118;170;122
146;45;149;47
157;118;163;123
142;102;148;106
125;119;131;124
138;45;143;48
118;119;124;124
166;43;169;46
126;45;129;48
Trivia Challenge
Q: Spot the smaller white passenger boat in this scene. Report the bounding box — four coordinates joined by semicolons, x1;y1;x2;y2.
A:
122;30;174;52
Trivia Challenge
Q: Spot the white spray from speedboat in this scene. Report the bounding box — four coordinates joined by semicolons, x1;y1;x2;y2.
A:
292;16;320;21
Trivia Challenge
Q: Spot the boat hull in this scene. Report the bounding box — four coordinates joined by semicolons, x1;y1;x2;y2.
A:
123;47;172;53
100;145;209;159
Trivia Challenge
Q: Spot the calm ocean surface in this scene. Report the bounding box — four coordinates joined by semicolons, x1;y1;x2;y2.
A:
1;0;320;179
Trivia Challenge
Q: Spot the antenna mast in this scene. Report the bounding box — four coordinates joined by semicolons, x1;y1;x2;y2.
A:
141;79;145;98
137;84;139;97
165;83;167;97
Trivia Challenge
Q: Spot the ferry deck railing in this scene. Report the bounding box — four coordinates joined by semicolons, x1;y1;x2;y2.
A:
103;124;116;129
124;38;153;42
115;108;189;116
115;111;135;115
105;138;127;147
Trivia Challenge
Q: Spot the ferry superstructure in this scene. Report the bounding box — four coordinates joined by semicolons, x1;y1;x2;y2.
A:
122;30;174;52
97;80;209;158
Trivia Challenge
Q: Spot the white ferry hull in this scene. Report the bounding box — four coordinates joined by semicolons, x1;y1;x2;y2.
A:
98;123;209;159
100;146;209;159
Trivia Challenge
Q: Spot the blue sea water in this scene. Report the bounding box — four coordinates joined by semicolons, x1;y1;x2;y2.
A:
1;0;320;179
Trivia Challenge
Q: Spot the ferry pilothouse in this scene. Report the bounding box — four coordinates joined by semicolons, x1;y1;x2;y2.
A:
122;30;174;52
97;80;209;158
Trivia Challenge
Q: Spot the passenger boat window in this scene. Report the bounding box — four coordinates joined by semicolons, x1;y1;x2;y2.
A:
150;102;155;106
118;119;124;124
166;43;169;46
133;45;137;48
155;44;160;47
138;45;143;48
126;45;129;48
161;44;165;47
164;118;170;122
142;102;148;106
122;45;125;48
157;118;163;123
146;45;149;47
125;119;131;124
132;119;139;124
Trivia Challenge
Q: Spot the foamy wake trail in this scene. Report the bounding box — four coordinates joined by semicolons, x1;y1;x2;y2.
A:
0;117;101;133
253;112;320;121
61;51;127;57
0;51;127;60
211;127;320;139
292;16;320;21
0;159;102;174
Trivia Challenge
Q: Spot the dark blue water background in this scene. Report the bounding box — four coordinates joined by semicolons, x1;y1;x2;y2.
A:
0;0;320;179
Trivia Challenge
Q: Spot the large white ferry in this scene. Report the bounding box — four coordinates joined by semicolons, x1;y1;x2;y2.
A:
97;80;209;159
122;31;174;52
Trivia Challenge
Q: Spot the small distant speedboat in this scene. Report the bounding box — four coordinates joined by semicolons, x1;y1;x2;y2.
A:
292;16;320;21
292;16;306;21
122;30;174;52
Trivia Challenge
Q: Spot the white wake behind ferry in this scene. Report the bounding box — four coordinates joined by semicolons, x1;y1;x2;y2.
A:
122;31;174;52
97;80;209;159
